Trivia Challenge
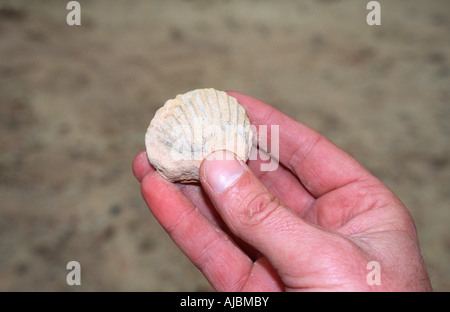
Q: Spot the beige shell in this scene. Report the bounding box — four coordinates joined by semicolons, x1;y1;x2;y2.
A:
145;88;253;182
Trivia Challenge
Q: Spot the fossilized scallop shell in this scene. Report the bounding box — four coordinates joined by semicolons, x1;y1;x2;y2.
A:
145;88;253;182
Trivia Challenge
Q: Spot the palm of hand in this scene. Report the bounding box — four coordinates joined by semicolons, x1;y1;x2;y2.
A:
175;164;421;291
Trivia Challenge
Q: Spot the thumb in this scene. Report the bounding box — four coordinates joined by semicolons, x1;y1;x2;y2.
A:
199;150;325;280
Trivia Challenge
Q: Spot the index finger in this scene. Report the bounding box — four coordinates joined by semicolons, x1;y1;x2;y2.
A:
227;91;373;198
140;168;255;291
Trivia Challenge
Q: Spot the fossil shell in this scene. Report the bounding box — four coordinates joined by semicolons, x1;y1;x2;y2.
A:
145;88;253;182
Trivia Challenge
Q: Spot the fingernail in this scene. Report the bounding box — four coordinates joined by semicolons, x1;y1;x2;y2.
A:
202;150;246;194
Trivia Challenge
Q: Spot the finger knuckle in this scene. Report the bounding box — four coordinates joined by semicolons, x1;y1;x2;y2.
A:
240;191;283;227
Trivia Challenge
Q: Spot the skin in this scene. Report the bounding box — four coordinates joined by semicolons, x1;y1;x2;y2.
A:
132;91;432;291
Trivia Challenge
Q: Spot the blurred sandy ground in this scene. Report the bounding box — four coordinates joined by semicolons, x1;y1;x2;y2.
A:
0;0;448;291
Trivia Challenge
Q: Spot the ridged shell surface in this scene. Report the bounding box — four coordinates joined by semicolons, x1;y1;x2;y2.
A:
145;88;253;182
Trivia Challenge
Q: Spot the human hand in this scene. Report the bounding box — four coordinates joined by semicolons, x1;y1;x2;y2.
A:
132;91;431;291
